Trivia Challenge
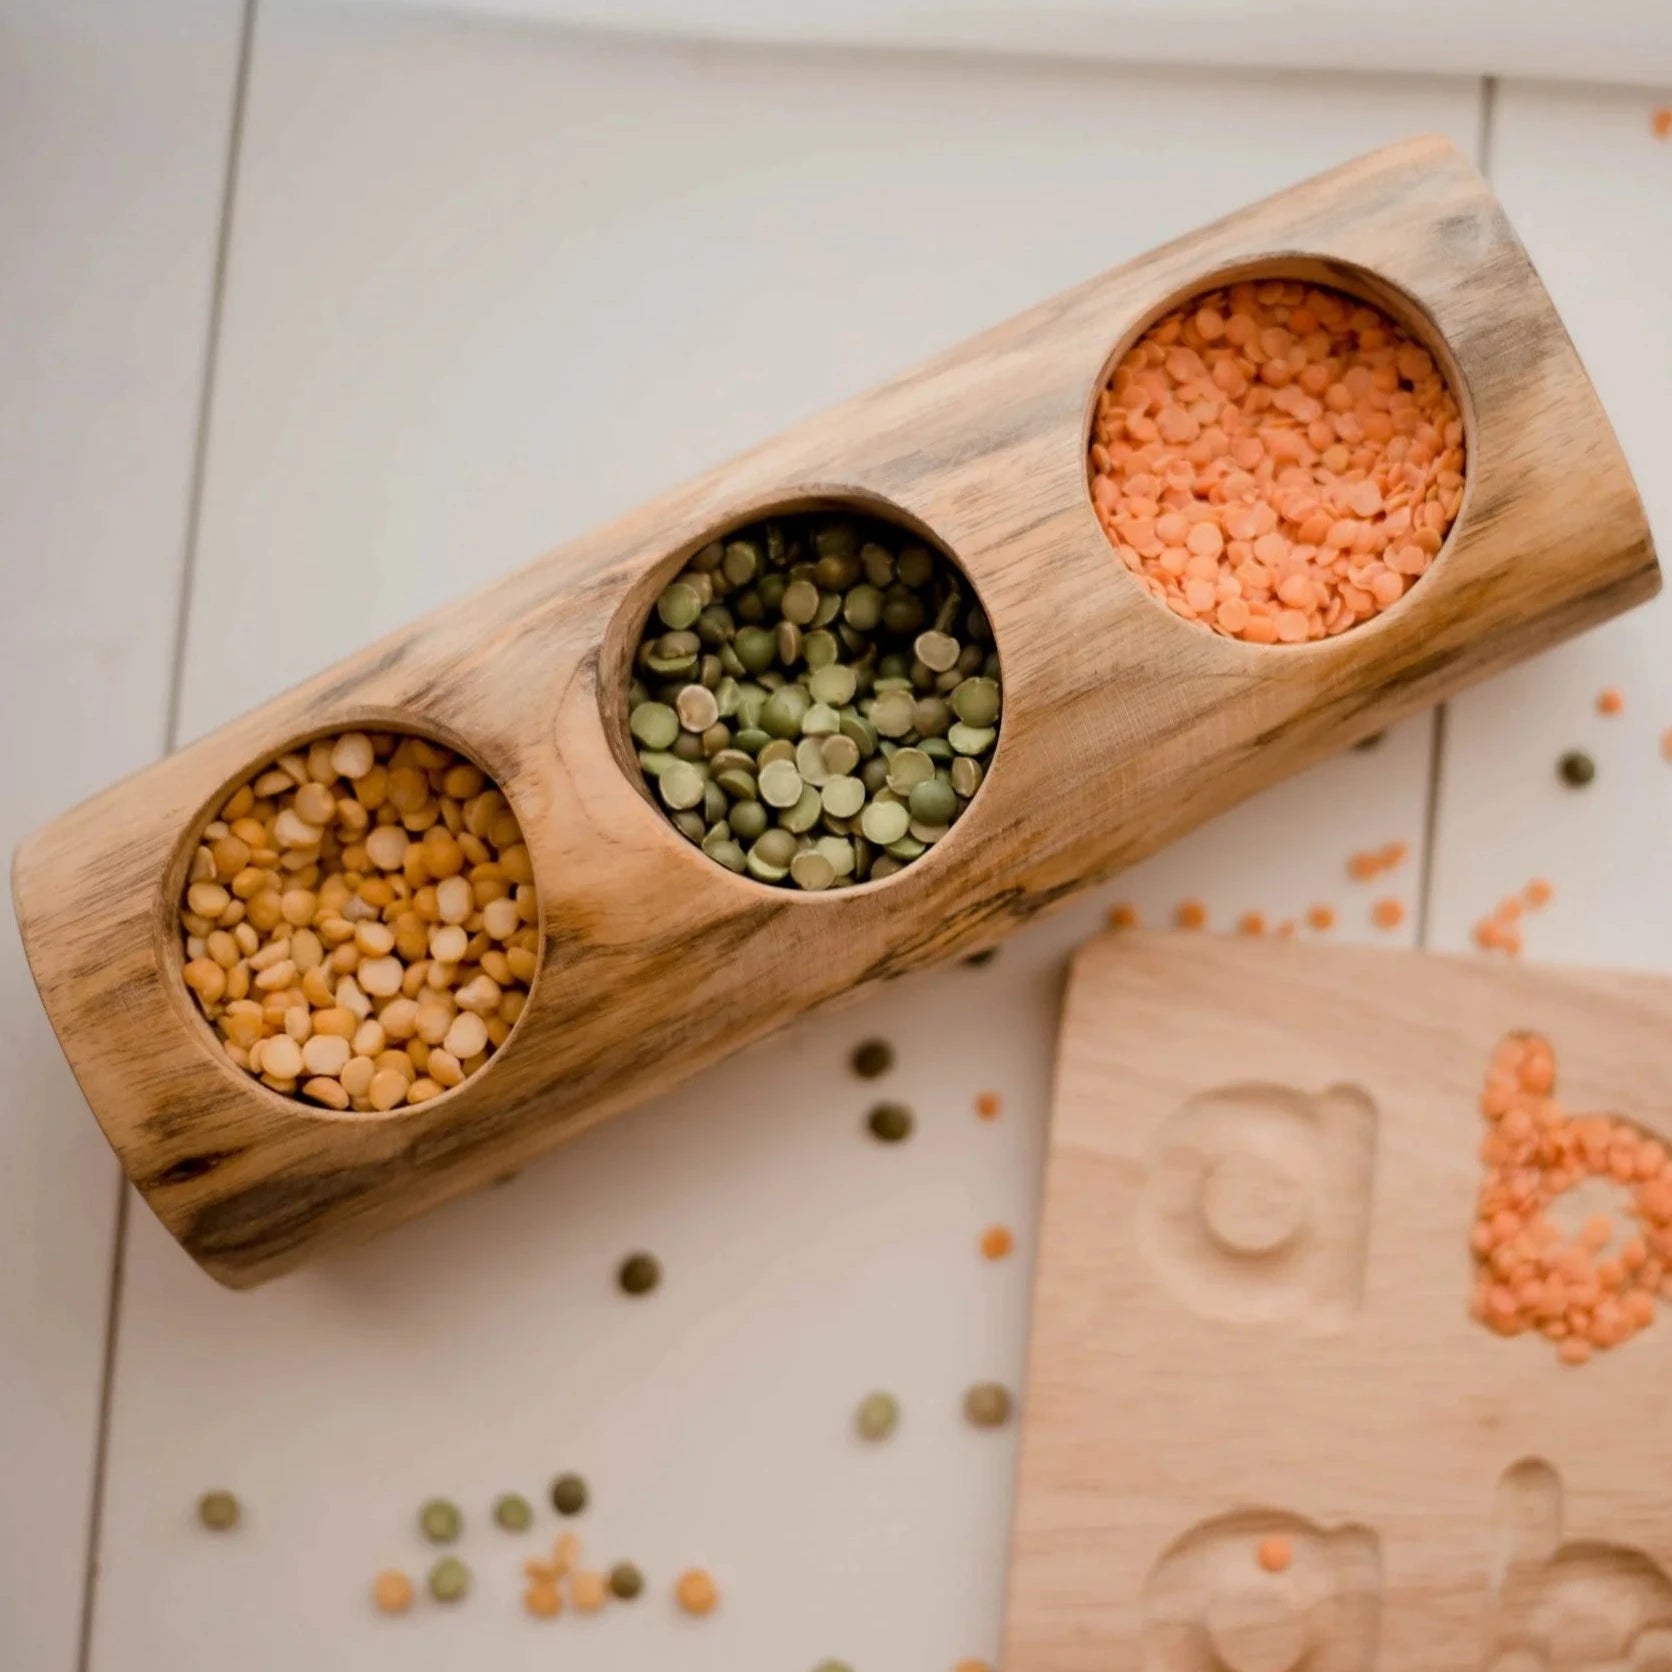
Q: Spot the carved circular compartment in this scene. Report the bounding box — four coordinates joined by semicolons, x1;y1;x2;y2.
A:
606;499;1003;892
168;725;541;1117
1087;262;1469;646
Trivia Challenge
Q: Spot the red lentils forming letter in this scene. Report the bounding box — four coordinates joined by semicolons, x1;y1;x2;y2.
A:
1469;1032;1672;1363
1089;280;1465;644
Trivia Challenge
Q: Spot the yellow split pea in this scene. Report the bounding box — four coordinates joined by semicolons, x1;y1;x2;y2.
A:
178;731;538;1110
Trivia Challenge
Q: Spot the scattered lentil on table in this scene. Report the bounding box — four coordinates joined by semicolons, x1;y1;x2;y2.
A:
1174;898;1207;931
963;1382;1014;1429
1257;1535;1293;1573
974;1091;1002;1120
178;730;538;1109
1107;902;1140;930
550;1473;588;1516
196;1489;240;1531
1597;686;1625;716
676;1568;720;1615
1348;840;1406;881
980;1225;1015;1261
867;1102;913;1143
419;1498;461;1543
1090;278;1465;642
571;1570;608;1612
1370;898;1405;931
617;1252;661;1296
1306;904;1336;932
626;512;1001;889
525;1579;562;1618
1237;910;1266;937
373;1570;414;1614
856;1391;900;1442
493;1492;533;1533
851;1038;895;1079
1470;1031;1672;1362
428;1555;471;1603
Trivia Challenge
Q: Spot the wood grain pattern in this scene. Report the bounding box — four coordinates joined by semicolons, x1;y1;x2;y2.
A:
11;135;1658;1286
1006;931;1672;1670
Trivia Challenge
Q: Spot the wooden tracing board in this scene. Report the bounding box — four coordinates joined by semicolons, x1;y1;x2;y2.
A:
1005;932;1672;1672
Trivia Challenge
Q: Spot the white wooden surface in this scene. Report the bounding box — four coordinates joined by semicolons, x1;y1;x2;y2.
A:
2;5;1666;1669
0;1;244;1662
1427;81;1672;971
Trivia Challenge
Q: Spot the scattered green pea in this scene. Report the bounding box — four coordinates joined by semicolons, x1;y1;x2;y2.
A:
851;1039;894;1079
550;1473;588;1516
1558;749;1596;787
419;1498;462;1543
609;1561;645;1601
627;512;1001;889
428;1555;471;1603
856;1391;899;1440
964;1382;1013;1428
197;1489;240;1531
618;1251;661;1296
867;1102;913;1143
493;1492;534;1533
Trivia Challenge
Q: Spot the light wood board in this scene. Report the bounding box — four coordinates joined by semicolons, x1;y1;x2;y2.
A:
1007;930;1672;1670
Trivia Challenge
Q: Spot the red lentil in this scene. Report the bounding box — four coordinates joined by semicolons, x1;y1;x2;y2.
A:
980;1225;1015;1260
1370;898;1405;931
1237;910;1266;936
1089;280;1464;644
1306;904;1335;933
1597;687;1624;716
1107;902;1140;930
1257;1535;1293;1573
975;1091;1002;1121
1175;899;1208;931
1469;1031;1670;1362
1655;107;1672;139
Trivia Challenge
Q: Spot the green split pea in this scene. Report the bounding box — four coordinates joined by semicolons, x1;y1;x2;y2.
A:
867;1102;913;1143
419;1498;462;1543
628;513;1002;889
428;1555;471;1603
856;1391;899;1441
550;1472;588;1516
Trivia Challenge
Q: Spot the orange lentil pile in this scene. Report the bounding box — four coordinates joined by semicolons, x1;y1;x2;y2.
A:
1470;1032;1672;1365
178;731;539;1110
1090;278;1465;643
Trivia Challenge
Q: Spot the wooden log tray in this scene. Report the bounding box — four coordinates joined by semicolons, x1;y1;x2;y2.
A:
11;136;1658;1286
